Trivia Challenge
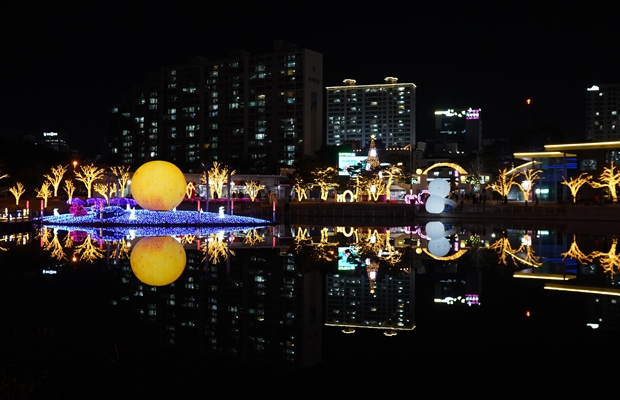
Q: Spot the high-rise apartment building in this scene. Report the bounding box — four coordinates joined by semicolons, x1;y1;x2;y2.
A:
586;84;619;141
325;77;415;149
106;41;323;173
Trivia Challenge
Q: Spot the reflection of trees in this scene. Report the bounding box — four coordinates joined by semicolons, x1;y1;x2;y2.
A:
591;238;620;277
292;227;338;270
561;234;593;264
43;229;67;261
73;235;104;262
489;236;541;268
111;239;131;260
356;229;401;266
180;235;196;245
562;234;620;277
201;232;235;265
243;229;265;246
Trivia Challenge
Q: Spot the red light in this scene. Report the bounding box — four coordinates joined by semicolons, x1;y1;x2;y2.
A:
526;311;531;317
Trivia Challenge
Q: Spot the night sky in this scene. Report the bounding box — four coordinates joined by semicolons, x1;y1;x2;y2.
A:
2;2;619;158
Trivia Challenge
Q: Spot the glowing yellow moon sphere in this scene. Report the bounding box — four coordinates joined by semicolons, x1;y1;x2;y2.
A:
130;236;186;286
131;161;186;211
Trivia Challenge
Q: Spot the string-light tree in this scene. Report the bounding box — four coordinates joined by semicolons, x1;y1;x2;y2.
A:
363;176;386;202
74;163;105;198
110;166;131;197
491;168;520;203
290;173;310;202
245;181;264;202
43;164;68;197
518;168;542;202
0;171;7;180
36;181;52;208
64;180;76;203
8;182;25;206
590;162;620;202
380;165;402;200
561;173;593;204
202;162;235;199
311;166;339;201
93;183;113;203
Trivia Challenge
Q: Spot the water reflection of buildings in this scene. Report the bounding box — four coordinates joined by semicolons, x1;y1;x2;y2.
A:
325;272;415;335
107;231;321;370
323;226;416;335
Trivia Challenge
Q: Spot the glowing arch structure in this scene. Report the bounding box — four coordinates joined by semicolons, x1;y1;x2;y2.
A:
423;248;468;260
422;163;469;175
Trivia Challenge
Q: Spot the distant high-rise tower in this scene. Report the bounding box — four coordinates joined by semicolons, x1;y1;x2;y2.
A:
106;41;323;174
586;84;619;141
434;108;482;154
325;77;416;150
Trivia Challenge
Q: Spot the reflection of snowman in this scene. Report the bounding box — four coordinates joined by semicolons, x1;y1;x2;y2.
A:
425;179;457;214
425;221;456;257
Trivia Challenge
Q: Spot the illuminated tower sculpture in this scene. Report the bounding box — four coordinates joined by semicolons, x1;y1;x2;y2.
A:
366;137;380;170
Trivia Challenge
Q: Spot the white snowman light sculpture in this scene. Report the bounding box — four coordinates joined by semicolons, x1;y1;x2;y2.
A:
425;221;456;257
425;179;457;214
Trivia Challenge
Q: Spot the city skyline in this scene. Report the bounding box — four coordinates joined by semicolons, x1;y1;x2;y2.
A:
2;3;619;158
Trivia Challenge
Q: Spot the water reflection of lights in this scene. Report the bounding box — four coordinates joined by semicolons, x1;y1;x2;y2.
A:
544;284;620;296
513;272;576;280
202;232;235;264
489;237;541;268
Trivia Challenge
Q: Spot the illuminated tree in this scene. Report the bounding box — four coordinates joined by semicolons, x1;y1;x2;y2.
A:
110;166;131;196
35;181;52;208
202;162;235;199
491;168;519;202
311;166;339;201
8;182;25;206
75;163;105;198
93;183;113;203
43;164;68;197
518;168;542;202
291;174;310;202
245;181;264;202
0;171;8;180
561;173;593;203
381;165;402;200
362;176;386;202
64;180;76;203
590;162;620;202
466;154;487;192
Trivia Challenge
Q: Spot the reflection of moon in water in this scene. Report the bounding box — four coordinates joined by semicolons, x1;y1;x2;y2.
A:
130;237;186;286
131;160;187;211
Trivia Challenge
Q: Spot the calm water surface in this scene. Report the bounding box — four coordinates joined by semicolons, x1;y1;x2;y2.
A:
1;220;618;396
